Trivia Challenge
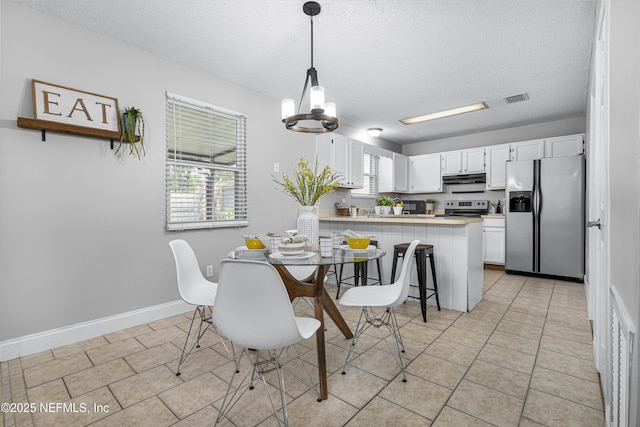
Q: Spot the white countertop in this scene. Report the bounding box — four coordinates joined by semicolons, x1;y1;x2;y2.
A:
320;215;483;225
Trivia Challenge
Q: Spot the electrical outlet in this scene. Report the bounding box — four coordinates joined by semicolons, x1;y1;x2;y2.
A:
206;265;214;277
273;162;280;172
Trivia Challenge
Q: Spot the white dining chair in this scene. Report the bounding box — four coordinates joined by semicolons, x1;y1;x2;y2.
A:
169;239;231;376
338;239;420;382
213;259;321;426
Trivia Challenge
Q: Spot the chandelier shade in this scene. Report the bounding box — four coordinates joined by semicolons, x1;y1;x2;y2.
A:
281;1;338;133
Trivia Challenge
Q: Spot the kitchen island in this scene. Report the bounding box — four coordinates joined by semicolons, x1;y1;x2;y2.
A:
320;215;483;312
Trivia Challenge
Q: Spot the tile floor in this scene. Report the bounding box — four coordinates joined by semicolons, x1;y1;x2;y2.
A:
1;270;604;426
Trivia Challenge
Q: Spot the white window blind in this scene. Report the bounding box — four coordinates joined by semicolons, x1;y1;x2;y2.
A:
352;151;378;197
166;92;248;230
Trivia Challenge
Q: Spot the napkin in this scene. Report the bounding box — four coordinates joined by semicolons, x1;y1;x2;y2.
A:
257;233;272;249
341;230;376;239
341;229;362;238
281;231;311;249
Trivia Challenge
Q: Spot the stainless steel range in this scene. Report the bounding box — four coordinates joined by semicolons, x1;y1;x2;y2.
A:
438;200;489;218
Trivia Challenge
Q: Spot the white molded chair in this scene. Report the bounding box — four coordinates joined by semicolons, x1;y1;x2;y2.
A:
169;239;224;376
213;259;321;426
338;239;420;382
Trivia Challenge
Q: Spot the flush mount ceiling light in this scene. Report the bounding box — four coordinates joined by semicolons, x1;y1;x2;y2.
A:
400;102;488;125
281;1;338;133
367;127;383;138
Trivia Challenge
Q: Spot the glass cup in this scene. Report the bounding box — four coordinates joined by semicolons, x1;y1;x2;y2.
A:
320;236;333;257
331;233;342;249
269;235;282;253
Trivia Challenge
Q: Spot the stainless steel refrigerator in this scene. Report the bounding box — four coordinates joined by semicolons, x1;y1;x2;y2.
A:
505;155;585;280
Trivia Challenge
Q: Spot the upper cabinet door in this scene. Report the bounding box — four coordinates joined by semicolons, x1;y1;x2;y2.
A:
393;153;409;191
315;133;363;189
348;139;364;188
485;144;510;189
462;147;486;173
442;151;463;175
378;155;393;193
411;154;442;193
510;139;545;160
545;134;585;157
332;134;350;184
315;133;333;169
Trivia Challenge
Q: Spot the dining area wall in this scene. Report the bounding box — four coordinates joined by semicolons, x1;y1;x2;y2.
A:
0;2;319;357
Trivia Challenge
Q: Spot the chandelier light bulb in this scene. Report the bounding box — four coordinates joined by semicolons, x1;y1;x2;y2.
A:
324;102;336;118
281;99;295;120
310;86;325;112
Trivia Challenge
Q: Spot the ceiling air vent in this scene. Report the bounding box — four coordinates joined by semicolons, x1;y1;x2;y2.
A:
504;92;530;104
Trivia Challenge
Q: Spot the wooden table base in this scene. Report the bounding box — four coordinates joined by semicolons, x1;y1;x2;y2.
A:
274;264;353;400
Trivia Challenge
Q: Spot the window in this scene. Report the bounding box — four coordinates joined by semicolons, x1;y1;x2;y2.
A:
166;92;248;230
351;151;378;197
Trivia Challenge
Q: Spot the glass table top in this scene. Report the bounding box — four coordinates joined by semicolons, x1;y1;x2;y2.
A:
229;247;385;266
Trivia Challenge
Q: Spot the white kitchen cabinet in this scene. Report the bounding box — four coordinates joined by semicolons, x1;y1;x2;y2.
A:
331;134;350;183
485;144;510;189
315;132;333;170
545;134;584;157
316;133;363;188
393;153;409;192
442;148;485;175
378;155;393;193
510;139;545;160
463;148;486;173
483;217;505;265
442;151;463;175
348;139;364;188
410;153;442;193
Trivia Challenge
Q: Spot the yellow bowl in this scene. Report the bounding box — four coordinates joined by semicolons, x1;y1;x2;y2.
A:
244;237;265;249
347;237;371;250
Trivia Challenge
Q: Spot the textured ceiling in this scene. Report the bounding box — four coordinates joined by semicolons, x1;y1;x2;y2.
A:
12;0;597;145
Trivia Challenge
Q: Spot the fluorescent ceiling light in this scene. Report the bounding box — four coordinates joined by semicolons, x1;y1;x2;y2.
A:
401;102;488;125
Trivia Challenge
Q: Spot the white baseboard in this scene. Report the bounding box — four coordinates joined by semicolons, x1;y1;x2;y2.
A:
0;300;192;362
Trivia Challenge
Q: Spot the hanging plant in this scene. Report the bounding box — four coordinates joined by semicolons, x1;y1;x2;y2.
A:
117;106;146;159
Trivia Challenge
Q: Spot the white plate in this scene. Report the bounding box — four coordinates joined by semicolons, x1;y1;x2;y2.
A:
340;245;376;252
230;247;268;260
269;251;315;260
237;245;269;252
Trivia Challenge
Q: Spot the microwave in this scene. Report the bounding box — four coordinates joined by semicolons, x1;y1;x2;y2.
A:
402;200;425;214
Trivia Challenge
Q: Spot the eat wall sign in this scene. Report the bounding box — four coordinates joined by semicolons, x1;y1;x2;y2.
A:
32;80;120;132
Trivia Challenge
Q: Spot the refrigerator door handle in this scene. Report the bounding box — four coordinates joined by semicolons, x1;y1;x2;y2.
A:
533;160;541;272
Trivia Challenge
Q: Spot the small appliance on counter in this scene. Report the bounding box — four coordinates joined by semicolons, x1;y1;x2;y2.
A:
401;200;426;214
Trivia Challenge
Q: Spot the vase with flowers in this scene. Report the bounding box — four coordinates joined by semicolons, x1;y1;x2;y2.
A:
273;156;341;250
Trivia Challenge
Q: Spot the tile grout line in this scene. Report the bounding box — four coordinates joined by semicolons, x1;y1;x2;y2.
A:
426;275;522;425
7;274;603;426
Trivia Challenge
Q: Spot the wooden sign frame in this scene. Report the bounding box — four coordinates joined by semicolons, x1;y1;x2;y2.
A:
32;80;120;133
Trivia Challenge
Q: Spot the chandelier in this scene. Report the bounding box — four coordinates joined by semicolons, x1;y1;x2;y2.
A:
281;1;338;133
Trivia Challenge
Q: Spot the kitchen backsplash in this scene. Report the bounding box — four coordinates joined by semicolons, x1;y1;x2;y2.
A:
320;186;506;212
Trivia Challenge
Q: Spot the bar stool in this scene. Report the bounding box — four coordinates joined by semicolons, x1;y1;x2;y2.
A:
336;240;383;299
390;242;440;322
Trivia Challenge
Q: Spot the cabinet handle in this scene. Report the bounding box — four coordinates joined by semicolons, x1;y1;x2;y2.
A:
587;219;601;229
